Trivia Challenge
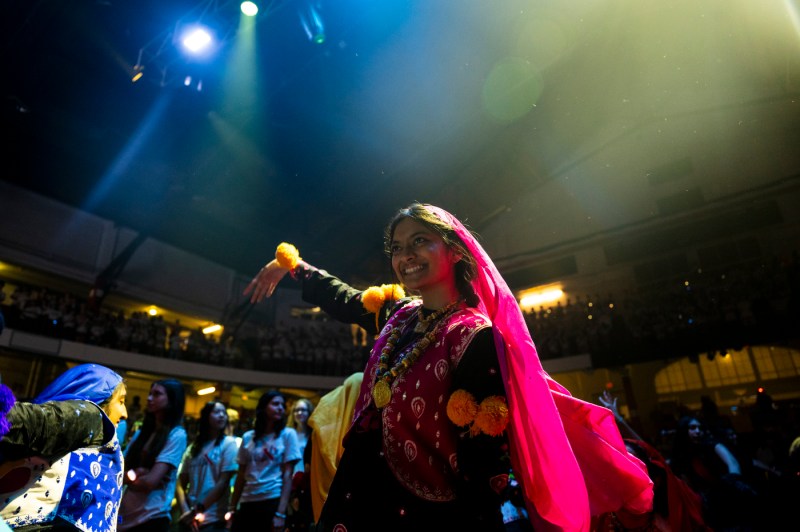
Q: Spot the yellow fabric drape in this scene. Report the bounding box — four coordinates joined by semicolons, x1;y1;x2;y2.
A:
307;372;363;523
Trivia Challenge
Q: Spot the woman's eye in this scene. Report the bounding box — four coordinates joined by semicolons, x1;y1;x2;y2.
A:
413;237;427;246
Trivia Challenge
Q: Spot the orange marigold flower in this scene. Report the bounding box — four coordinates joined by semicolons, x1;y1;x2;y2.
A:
446;389;478;427
474;396;509;436
381;284;406;301
362;284;405;314
361;286;386;314
275;242;301;270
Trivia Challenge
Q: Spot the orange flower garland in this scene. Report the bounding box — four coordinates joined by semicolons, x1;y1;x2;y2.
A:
446;389;479;427
361;284;406;314
361;283;406;331
446;390;509;437
474;396;509;436
275;242;301;270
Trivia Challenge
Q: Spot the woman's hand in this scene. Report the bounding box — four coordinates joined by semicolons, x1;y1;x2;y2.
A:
272;513;286;531
243;259;291;303
124;467;149;488
178;509;200;531
599;390;621;418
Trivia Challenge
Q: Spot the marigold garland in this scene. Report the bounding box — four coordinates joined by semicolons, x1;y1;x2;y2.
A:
446;389;478;427
361;284;406;314
275;242;301;270
381;283;405;301
474;396;509;436
446;390;509;437
361;286;387;314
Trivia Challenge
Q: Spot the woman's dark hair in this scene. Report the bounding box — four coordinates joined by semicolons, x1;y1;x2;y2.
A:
385;202;480;307
254;390;287;438
125;378;186;470
669;416;708;477
190;401;228;458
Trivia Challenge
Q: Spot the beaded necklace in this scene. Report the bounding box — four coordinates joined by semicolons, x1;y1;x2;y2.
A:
372;300;460;409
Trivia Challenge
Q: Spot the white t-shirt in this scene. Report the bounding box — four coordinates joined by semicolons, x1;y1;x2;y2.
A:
179;435;239;524
118;426;187;530
237;428;300;503
293;430;310;474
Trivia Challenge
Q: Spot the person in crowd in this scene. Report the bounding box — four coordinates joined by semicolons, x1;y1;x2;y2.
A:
287;398;314;473
285;398;315;531
225;408;241;442
306;372;363;525
118;379;187;532
116;416;129;450
669;415;758;531
596;390;710;531
228;390;300;532
175;401;238;532
1;363;127;532
244;202;653;531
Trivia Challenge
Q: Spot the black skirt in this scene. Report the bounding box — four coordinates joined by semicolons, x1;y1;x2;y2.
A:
317;424;505;532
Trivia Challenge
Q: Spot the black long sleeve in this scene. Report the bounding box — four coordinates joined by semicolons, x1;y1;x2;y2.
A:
296;264;408;336
0;399;106;462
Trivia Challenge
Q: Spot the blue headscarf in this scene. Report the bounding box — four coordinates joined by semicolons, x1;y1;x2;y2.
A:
34;363;122;405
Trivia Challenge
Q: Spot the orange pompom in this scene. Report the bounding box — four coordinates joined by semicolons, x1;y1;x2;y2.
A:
446;389;479;427
381;284;406;301
361;286;386;314
474;396;509;436
275;242;301;270
362;284;405;314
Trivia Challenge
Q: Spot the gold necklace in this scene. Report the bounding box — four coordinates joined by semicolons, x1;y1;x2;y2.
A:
413;301;455;332
372;300;459;409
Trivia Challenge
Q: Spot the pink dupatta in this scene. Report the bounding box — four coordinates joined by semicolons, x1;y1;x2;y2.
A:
426;205;653;531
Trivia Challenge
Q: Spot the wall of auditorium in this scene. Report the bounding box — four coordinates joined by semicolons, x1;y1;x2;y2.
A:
0;181;249;322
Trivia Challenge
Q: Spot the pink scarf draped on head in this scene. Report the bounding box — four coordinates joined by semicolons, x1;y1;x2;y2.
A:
425;205;653;531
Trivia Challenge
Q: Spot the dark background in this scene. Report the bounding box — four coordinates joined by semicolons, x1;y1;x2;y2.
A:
4;0;799;284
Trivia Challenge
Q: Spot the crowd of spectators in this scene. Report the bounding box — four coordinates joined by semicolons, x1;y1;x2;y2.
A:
0;278;368;376
525;251;799;365
1;249;798;376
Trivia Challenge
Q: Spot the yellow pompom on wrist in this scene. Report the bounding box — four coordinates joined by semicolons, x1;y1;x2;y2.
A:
381;283;405;301
474;396;509;436
361;284;406;314
275;242;301;270
446;389;479;427
361;286;386;314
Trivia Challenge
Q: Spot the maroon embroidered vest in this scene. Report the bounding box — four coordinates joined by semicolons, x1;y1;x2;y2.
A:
351;300;491;501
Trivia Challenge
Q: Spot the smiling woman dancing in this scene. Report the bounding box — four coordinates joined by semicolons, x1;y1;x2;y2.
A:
245;202;653;531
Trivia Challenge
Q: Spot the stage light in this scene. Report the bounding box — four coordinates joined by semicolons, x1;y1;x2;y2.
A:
197;386;216;396
299;3;325;44
241;1;258;16
181;26;213;54
131;64;144;83
203;324;222;334
518;285;565;310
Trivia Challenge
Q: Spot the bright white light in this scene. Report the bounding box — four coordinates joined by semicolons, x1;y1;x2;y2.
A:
182;27;213;53
241;2;259;16
203;324;222;335
519;288;564;309
197;386;216;396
